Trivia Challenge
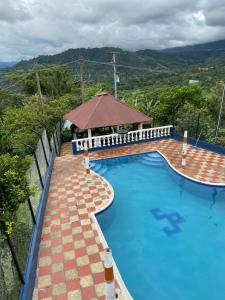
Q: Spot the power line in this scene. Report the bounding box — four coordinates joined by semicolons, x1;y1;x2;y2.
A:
0;64;36;92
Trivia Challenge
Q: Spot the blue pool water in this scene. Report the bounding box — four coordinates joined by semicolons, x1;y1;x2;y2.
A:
91;152;225;300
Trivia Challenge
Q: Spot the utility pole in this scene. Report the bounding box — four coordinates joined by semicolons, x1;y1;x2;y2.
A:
112;52;118;98
35;71;43;101
215;84;225;137
35;63;44;109
79;57;84;102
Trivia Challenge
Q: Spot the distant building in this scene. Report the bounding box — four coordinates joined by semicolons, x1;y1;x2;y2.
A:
189;80;200;85
198;67;209;71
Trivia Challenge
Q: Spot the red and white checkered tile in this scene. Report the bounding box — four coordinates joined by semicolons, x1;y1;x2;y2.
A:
33;139;225;300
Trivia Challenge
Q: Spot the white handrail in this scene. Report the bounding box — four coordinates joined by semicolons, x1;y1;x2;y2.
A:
72;125;173;152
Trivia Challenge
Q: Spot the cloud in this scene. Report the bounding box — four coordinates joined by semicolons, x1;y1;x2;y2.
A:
0;0;31;23
0;0;225;61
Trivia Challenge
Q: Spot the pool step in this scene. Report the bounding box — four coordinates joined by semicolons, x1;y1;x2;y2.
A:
140;153;165;167
91;162;108;176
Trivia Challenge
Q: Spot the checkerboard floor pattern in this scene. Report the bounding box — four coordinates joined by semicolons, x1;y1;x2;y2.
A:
33;155;116;300
90;139;225;183
33;139;225;300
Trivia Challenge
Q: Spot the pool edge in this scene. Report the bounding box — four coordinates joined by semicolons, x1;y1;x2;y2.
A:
90;169;134;300
91;150;225;187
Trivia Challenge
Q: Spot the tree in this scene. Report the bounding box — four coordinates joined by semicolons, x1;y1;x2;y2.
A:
175;103;214;139
0;154;32;232
207;81;225;130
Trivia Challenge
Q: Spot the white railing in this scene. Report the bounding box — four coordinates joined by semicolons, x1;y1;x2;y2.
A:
72;125;173;152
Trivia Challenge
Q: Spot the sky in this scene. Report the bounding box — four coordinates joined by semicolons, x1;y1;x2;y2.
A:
0;0;225;61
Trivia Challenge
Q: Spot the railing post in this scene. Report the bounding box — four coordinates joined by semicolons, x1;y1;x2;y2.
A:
22;143;44;189
0;218;25;284
31;129;49;167
33;151;44;189
54;125;60;148
40;134;49;167
52;131;58;155
46;130;52;152
27;197;36;224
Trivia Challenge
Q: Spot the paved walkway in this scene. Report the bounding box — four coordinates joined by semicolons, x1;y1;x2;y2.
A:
33;139;225;300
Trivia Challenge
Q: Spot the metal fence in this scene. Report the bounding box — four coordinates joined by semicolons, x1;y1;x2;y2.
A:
0;124;61;300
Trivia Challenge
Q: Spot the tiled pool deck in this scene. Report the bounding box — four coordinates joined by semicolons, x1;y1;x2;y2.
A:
33;139;225;300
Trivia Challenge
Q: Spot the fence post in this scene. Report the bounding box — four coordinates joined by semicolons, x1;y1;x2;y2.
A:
22;143;44;189
195;113;200;140
54;124;60;148
45;129;52;152
27;197;36;224
31;129;49;167
36;119;52;153
52;131;59;156
0;218;25;284
33;150;44;189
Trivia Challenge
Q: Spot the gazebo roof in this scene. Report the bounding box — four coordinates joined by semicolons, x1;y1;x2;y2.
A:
64;92;151;130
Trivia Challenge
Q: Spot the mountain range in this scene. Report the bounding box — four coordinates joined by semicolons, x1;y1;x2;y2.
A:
12;39;225;72
0;61;17;68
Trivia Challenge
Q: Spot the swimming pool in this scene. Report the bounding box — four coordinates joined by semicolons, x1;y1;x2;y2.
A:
91;152;225;300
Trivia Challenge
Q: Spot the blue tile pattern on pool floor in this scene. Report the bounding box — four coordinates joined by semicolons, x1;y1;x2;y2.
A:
150;208;185;236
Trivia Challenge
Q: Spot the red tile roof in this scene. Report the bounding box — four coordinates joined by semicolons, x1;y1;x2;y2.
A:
64;92;151;129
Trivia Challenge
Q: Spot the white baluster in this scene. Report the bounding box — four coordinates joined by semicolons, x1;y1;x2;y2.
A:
76;141;79;151
112;135;114;145
142;130;146;140
127;133;130;142
124;134;126;143
107;136;110;146
119;135;122;144
95;138;97;148
115;135;118;144
103;137;106;147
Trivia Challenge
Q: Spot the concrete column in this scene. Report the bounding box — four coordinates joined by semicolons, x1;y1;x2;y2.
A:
138;123;143;130
87;128;92;138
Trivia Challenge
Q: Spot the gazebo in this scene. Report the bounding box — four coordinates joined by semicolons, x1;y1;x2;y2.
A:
64;92;151;139
64;92;172;154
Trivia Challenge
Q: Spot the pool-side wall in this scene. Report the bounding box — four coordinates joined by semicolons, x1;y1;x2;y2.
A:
171;132;225;155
